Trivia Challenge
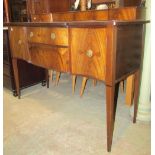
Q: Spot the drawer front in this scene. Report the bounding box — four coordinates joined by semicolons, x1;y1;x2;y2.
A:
31;14;53;22
27;27;68;46
9;27;29;60
29;44;69;72
70;28;107;81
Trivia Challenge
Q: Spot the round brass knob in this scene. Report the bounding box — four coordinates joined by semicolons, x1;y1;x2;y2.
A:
18;40;22;45
51;32;56;40
33;17;36;20
30;32;34;38
86;49;93;58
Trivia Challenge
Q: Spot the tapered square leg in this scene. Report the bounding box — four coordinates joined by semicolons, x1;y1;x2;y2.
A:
12;58;21;99
93;79;97;87
106;83;119;152
133;70;140;123
72;75;76;94
55;72;61;86
50;70;53;82
80;77;88;97
120;81;124;93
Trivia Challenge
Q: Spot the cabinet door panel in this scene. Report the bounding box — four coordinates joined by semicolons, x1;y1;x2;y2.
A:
70;28;107;81
9;27;30;61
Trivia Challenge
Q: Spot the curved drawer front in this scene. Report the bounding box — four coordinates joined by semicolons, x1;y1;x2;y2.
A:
29;44;69;72
9;27;29;60
70;28;107;81
27;27;68;46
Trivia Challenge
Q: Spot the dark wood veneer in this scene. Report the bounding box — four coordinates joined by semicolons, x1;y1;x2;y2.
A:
115;24;144;80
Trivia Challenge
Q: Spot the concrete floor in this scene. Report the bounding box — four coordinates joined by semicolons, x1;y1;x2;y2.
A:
3;74;150;155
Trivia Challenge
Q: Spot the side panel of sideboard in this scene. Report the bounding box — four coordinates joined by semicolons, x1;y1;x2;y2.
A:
115;24;144;82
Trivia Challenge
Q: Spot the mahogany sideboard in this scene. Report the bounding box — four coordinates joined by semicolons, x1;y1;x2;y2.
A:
4;19;148;152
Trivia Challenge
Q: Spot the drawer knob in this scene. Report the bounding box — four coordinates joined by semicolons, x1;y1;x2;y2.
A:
86;49;93;58
33;17;36;20
30;32;34;38
51;33;56;40
18;40;22;45
11;27;13;31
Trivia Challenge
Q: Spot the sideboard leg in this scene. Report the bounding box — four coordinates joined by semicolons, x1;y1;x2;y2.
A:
50;70;53;82
72;75;76;94
55;72;61;86
80;77;88;97
133;70;140;123
12;58;21;99
92;79;97;87
120;81;124;93
106;83;119;152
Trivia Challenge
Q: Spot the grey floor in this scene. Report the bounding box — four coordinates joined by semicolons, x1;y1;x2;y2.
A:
4;73;150;155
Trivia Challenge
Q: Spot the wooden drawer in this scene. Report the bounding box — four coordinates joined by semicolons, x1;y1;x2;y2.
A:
31;14;53;22
9;27;29;60
29;44;69;72
27;27;68;46
70;28;107;81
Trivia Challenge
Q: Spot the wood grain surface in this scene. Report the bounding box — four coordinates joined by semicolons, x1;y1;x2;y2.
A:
115;24;143;80
29;44;69;72
27;27;69;46
9;27;30;61
70;28;107;81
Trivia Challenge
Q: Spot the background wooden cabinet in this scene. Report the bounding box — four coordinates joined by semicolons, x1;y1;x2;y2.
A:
27;0;73;15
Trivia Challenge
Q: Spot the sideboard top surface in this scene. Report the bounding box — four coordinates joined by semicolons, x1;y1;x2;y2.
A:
4;19;149;28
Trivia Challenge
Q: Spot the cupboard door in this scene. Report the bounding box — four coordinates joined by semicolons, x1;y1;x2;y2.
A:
70;28;107;81
9;27;30;61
